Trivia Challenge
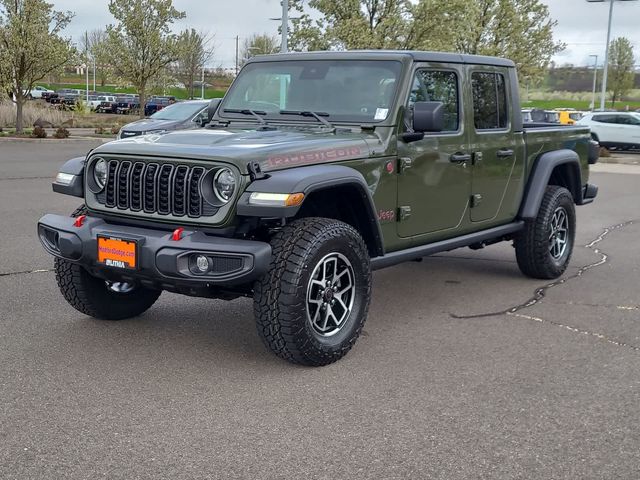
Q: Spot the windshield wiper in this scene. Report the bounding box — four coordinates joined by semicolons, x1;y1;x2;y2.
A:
223;108;269;125
279;110;334;130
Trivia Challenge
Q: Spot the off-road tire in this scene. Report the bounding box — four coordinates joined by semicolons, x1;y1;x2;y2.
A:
254;217;372;366
515;186;576;279
54;204;161;320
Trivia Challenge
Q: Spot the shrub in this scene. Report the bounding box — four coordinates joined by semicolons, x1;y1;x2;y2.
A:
31;126;47;138
53;127;70;139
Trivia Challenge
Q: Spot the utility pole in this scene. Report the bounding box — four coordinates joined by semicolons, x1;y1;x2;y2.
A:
281;0;288;53
600;0;615;110
235;36;239;76
85;31;89;102
589;54;599;110
201;65;205;99
586;0;639;110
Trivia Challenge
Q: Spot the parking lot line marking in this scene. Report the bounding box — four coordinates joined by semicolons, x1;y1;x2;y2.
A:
508;312;640;352
450;220;636;320
0;268;52;277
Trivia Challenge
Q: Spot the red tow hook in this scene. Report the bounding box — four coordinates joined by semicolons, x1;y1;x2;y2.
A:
73;215;86;227
171;227;185;241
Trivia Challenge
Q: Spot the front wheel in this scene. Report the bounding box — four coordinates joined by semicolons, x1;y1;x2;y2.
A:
254;218;372;366
54;204;161;320
54;259;161;320
515;185;576;279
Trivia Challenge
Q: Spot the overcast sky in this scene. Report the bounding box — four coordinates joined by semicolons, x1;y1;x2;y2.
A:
51;0;640;69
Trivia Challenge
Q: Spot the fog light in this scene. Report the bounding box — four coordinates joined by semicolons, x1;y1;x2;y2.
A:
195;255;209;273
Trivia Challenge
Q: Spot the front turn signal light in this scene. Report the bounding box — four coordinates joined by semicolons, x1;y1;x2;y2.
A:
248;192;305;207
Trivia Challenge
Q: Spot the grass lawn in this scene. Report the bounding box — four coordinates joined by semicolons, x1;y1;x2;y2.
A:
40;83;227;100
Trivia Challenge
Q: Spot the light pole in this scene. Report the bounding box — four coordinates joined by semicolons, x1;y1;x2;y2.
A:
589;54;598;110
586;0;638;110
201;65;205;99
281;0;288;53
270;0;301;53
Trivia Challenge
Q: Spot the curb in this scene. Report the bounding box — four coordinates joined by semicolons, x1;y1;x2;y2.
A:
0;136;112;143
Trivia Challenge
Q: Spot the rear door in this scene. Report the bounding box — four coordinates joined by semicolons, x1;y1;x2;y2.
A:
396;64;471;239
467;67;521;223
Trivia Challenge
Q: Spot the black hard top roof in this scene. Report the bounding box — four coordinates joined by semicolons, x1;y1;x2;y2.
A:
248;50;515;68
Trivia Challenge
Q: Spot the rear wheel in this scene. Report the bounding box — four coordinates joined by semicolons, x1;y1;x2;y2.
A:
515;186;576;279
254;217;372;366
54;205;161;320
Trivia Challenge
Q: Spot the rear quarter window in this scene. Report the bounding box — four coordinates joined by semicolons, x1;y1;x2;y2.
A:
471;72;508;130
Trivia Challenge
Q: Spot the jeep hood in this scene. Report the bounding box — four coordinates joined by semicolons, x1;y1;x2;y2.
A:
91;127;380;174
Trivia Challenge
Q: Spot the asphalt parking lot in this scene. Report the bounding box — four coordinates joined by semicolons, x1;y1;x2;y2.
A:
1;140;639;479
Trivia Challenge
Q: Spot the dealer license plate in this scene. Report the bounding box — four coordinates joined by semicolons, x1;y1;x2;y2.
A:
97;235;138;269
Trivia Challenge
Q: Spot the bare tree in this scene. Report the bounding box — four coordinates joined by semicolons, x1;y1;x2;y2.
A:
80;29;110;87
173;29;215;99
240;33;280;66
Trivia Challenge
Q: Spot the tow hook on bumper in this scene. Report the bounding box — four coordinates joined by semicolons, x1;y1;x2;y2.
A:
37;214;271;286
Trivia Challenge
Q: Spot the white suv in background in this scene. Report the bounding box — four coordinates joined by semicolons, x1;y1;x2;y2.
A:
577;112;640;150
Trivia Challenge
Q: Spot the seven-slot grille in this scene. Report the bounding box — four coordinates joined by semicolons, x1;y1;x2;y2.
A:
103;159;207;217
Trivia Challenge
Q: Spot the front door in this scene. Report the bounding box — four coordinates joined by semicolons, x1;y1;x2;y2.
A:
396;65;471;239
467;68;520;223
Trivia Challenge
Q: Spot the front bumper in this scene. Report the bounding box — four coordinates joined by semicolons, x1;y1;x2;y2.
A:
37;214;271;292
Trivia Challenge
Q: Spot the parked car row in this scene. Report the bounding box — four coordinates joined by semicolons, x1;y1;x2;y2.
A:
520;107;639;150
26;86;179;115
521;108;584;125
576;112;640;150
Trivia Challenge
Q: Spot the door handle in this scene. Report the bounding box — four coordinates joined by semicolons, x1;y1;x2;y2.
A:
450;152;472;163
496;149;514;158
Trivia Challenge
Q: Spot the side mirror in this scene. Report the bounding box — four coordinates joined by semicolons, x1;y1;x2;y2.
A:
194;114;206;127
413;101;444;133
207;98;222;124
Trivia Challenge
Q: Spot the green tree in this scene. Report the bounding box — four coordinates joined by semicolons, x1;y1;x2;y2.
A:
0;0;75;133
290;0;563;83
607;37;635;106
290;0;411;51
104;0;185;117
240;33;280;66
173;29;214;99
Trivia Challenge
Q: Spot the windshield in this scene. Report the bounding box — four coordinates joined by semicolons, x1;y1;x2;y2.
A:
221;60;402;123
149;102;205;120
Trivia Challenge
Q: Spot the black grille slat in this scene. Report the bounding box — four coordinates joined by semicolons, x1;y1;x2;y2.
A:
143;163;159;213
99;160;214;218
105;160;118;207
130;162;145;211
117;161;132;209
172;166;189;216
187;167;204;217
157;164;174;215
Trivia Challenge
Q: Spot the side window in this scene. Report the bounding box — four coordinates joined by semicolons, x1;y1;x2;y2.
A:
593;115;615;124
407;70;459;132
472;72;508;130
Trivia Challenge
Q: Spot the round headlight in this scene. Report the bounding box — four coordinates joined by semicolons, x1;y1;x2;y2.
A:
213;168;236;203
93;158;107;190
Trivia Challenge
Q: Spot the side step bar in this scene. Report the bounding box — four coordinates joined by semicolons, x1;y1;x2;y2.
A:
371;222;524;271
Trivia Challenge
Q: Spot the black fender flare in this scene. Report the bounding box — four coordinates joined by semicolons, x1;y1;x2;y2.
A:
519;149;582;219
52;156;86;198
237;165;384;256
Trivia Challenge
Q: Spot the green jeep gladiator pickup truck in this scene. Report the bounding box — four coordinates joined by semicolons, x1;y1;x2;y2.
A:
38;51;599;366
